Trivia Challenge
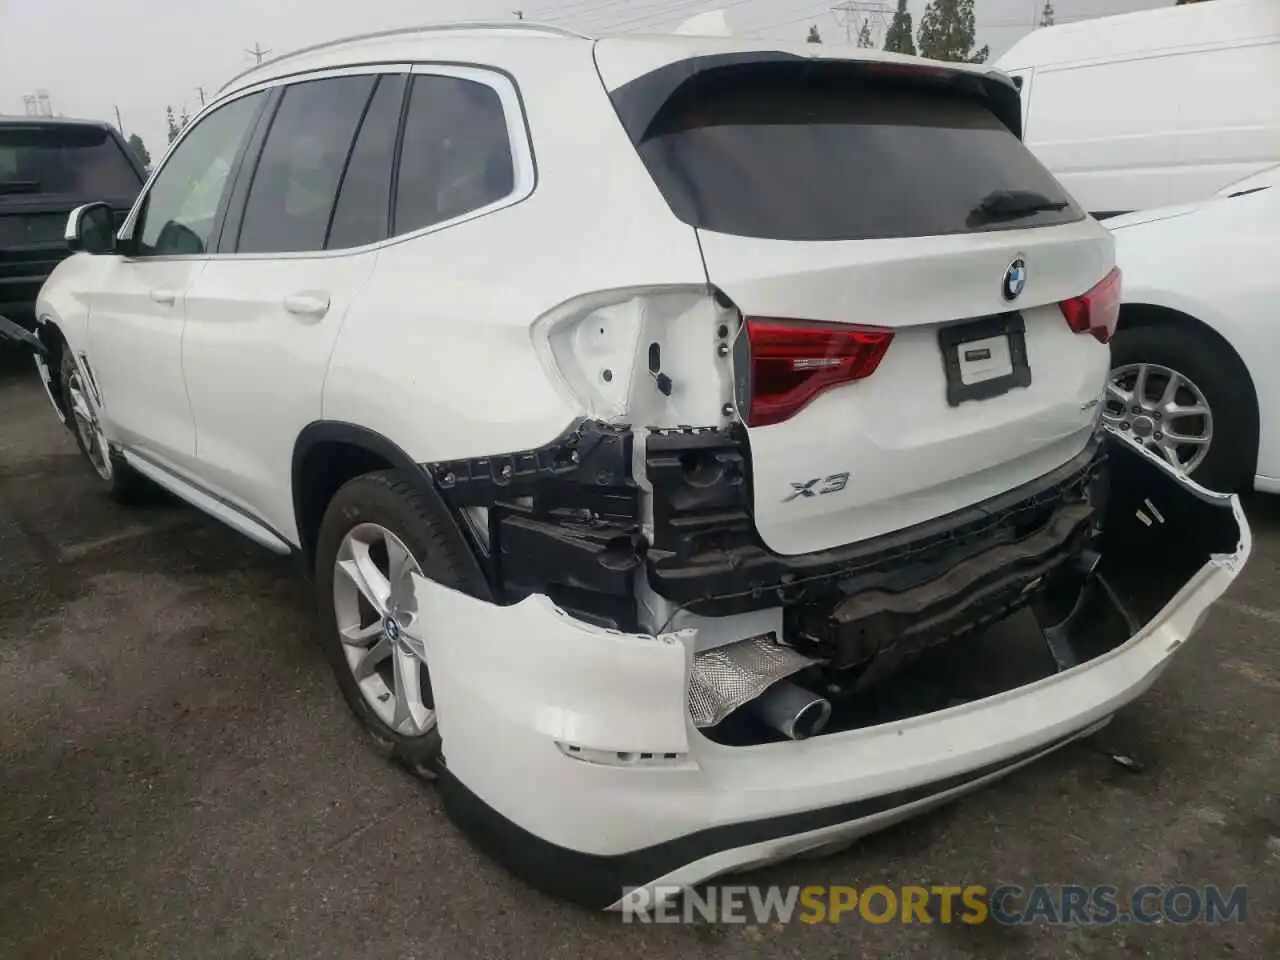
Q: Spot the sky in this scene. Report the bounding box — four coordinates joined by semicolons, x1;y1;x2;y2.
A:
0;0;1169;159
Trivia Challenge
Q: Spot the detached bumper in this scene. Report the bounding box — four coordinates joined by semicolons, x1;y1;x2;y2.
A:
416;437;1250;910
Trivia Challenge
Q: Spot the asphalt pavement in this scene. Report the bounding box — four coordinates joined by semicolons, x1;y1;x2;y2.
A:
1;345;1277;959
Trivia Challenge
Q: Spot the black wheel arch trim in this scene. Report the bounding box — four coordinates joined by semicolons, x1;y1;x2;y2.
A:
437;723;1098;910
291;420;493;601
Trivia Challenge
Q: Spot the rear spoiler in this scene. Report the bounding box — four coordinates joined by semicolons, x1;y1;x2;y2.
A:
605;52;1024;145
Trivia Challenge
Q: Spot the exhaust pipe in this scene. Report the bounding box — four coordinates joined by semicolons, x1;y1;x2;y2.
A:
748;680;832;740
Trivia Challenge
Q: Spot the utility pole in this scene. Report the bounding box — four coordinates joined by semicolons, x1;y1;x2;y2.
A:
195;86;206;107
246;42;271;65
114;105;124;136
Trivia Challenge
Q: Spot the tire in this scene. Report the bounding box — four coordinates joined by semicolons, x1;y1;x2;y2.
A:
1105;323;1257;493
314;470;472;781
59;349;148;502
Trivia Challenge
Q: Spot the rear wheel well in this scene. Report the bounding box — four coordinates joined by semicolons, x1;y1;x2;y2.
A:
1116;302;1258;406
1115;301;1260;484
293;424;494;598
294;441;394;566
1117;302;1245;362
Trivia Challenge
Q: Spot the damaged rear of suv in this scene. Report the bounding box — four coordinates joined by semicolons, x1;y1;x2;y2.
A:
414;39;1247;908
33;25;1249;912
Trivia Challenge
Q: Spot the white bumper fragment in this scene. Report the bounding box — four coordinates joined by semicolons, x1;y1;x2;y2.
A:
414;438;1251;909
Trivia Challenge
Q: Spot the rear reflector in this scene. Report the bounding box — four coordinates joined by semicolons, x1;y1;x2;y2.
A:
743;317;894;428
1059;267;1122;344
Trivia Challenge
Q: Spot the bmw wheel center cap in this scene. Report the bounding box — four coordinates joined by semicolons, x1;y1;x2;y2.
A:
383;616;401;644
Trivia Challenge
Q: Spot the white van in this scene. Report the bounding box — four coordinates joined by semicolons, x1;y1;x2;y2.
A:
996;0;1280;218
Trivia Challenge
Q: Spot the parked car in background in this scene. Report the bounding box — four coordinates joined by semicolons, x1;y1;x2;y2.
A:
996;0;1280;219
1105;164;1279;493
0;117;145;329
25;24;1248;909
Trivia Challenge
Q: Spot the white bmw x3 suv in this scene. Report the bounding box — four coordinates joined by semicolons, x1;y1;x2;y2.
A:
22;23;1248;909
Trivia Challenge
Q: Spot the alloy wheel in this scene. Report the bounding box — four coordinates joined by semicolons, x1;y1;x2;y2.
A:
1102;362;1213;475
66;368;113;482
332;523;434;737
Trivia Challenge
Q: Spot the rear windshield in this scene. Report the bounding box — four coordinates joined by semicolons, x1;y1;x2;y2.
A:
0;124;142;199
626;68;1082;241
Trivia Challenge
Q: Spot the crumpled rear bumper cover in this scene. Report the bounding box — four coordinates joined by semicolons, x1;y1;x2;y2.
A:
415;435;1250;910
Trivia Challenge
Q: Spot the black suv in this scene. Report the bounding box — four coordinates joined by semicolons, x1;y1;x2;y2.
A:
0;117;145;329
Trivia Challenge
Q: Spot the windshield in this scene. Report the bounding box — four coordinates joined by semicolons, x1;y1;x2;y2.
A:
0;124;142;198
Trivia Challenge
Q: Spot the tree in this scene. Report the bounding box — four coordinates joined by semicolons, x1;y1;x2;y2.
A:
126;133;151;167
165;106;179;145
856;18;874;47
917;0;988;64
1039;1;1055;27
883;0;915;55
179;106;191;129
807;24;822;43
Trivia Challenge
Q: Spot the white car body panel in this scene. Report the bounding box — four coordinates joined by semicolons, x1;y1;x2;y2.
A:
417;478;1248;901
183;250;380;540
322;46;708;469
86;257;203;471
1109;166;1280;484
996;0;1280;215
699;220;1113;554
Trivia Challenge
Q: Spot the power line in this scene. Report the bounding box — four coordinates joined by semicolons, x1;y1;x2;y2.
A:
745;1;840;38
831;1;891;44
535;0;648;24
588;0;714;32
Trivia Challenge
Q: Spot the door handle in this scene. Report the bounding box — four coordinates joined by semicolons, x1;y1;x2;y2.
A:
283;292;331;318
149;288;177;305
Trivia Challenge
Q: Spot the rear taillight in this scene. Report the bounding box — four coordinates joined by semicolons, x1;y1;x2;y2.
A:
1059;267;1122;344
743;317;893;428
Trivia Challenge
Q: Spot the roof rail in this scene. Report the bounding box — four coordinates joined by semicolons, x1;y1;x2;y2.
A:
218;21;591;95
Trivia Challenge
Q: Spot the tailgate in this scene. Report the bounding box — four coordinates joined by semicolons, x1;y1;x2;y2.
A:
600;47;1116;555
704;224;1112;555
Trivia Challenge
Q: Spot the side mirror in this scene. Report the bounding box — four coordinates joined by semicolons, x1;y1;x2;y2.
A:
65;202;117;255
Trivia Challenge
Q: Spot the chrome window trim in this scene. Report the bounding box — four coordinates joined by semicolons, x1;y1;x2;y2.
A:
122;61;536;264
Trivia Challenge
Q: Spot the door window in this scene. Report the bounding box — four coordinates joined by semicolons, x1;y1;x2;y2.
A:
132;92;266;256
236;75;377;254
393;74;515;236
326;74;407;250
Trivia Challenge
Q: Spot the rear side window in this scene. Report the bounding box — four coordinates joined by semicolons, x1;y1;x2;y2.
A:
237;75;377;254
626;68;1082;241
393;74;515;235
0;124;141;198
327;74;407;250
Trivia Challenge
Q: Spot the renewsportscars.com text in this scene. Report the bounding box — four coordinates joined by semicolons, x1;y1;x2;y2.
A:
621;883;1249;926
